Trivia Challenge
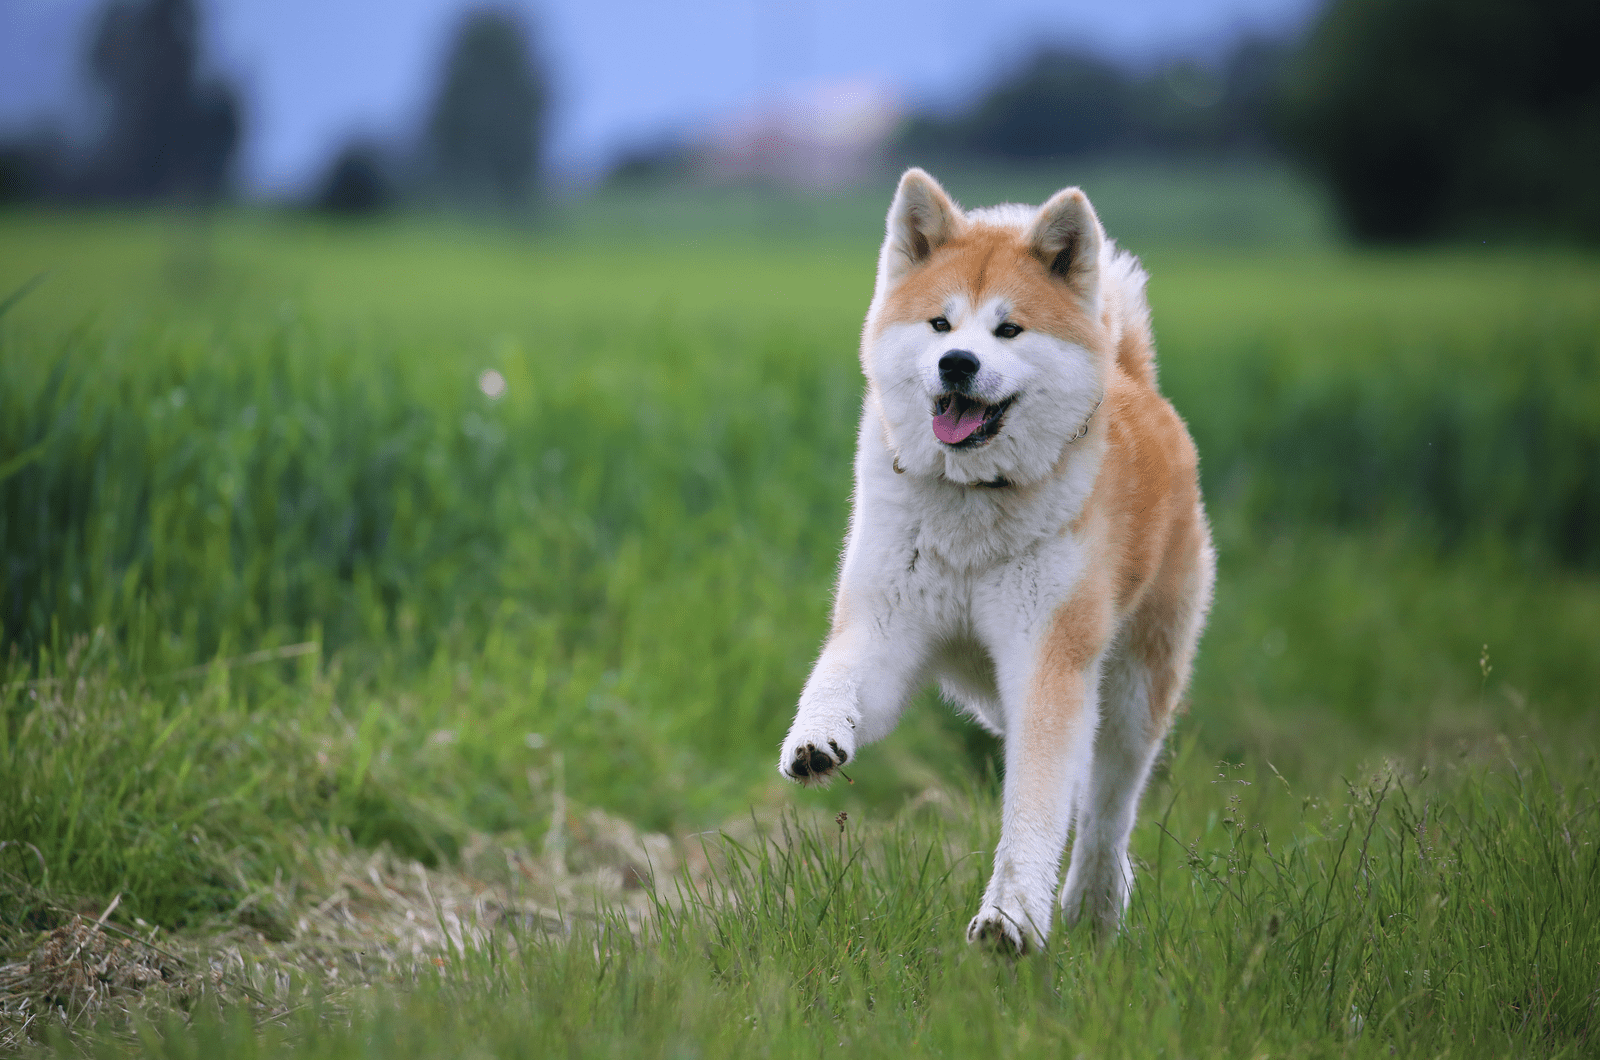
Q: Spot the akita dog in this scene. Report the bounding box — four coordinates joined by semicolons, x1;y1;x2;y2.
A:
779;169;1215;953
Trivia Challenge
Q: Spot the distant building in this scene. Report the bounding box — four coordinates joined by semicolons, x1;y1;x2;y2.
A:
697;80;900;191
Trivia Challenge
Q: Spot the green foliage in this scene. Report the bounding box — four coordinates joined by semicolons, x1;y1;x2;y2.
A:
312;142;396;217
83;0;240;202
1278;0;1600;242
2;649;277;928
0;628;458;928
424;8;548;209
588;158;1336;249
1152;253;1600;566
896;41;1290;164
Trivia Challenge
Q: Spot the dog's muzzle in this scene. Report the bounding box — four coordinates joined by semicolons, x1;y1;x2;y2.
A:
932;393;1014;447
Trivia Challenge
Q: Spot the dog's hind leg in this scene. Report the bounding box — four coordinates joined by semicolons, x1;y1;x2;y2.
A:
1061;541;1212;937
1058;645;1166;938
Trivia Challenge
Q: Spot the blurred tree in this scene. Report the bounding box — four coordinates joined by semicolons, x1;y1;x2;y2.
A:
606;139;696;188
1145;38;1294;155
314;141;397;216
1279;0;1600;242
898;51;1128;160
895;41;1291;163
961;51;1132;159
0;150;28;206
0;134;65;206
81;0;241;203
423;8;548;210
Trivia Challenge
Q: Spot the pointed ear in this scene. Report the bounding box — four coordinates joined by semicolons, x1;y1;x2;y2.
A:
878;168;964;291
1029;188;1103;302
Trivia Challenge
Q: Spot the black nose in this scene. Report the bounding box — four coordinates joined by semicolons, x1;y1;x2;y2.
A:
938;349;980;388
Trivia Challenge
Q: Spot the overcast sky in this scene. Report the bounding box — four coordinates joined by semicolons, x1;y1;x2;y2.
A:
0;0;1321;194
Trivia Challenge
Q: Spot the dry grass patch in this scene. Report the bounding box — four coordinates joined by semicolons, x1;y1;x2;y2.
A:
0;804;739;1050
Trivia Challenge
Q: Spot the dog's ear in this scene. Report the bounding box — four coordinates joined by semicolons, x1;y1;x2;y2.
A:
1029;188;1103;304
877;169;963;291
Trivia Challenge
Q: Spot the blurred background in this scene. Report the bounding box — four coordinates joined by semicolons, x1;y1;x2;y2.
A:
1;0;1594;241
0;0;1597;927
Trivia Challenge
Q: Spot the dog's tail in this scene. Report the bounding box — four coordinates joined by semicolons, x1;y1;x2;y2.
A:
1101;243;1157;387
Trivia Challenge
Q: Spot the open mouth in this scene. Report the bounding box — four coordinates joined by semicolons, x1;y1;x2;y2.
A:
932;393;1015;448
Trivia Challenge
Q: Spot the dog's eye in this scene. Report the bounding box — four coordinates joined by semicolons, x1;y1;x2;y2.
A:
994;322;1023;339
929;316;951;333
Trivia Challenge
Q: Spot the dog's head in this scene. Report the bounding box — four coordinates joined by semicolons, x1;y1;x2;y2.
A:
862;169;1109;487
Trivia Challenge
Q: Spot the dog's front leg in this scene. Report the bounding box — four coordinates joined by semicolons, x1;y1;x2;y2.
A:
779;587;924;787
969;597;1105;954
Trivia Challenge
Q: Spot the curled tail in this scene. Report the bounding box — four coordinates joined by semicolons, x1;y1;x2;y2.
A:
1101;243;1157;387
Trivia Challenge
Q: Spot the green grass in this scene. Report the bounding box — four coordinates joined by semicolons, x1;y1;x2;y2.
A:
59;747;1600;1059
580;156;1339;248
2;203;1598;1055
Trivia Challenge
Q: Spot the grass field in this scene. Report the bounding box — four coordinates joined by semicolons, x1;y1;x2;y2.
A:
2;182;1598;1056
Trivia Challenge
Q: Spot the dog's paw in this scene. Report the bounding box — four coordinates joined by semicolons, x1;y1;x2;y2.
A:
778;724;855;787
966;907;1030;957
1059;850;1132;939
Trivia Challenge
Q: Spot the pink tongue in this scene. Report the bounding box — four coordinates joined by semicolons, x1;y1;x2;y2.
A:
933;402;987;444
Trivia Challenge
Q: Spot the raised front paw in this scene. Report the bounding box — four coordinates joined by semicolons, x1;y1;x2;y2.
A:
778;723;855;787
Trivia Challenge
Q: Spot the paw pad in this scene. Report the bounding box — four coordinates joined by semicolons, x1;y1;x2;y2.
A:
784;740;848;781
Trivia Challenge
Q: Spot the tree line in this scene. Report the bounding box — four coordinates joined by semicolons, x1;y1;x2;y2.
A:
0;0;548;216
1;0;1594;242
893;0;1596;243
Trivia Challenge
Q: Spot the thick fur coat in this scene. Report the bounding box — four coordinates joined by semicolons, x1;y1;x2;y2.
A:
779;169;1215;952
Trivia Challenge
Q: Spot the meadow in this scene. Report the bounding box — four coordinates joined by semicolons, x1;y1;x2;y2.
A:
1;173;1597;1056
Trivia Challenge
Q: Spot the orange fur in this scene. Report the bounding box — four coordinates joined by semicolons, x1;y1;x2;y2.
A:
877;224;1106;350
1025;580;1111;797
